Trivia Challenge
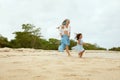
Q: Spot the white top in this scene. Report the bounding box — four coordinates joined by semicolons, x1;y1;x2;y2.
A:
58;25;71;35
78;39;83;45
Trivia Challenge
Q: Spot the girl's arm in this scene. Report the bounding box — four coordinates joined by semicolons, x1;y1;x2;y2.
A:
78;39;84;45
77;39;80;44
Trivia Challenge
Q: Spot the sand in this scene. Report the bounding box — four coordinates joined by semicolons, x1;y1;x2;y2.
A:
0;48;120;80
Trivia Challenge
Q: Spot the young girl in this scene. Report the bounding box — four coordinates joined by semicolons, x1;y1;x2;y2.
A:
72;33;85;58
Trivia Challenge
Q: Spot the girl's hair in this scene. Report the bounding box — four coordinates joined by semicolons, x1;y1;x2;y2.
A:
62;19;70;25
76;33;82;40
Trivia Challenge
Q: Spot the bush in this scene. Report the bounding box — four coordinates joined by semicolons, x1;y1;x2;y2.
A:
0;34;9;48
109;47;120;51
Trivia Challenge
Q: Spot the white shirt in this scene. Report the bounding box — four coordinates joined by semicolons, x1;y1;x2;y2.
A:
58;25;71;35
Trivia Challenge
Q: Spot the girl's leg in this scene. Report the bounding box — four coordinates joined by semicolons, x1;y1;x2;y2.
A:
65;45;71;56
80;50;85;57
78;50;85;58
78;52;82;58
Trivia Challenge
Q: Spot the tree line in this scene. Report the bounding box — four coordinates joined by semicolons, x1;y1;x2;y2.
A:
0;23;112;50
109;47;120;51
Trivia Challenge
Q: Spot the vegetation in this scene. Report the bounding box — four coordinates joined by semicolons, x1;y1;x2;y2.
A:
109;47;120;51
9;24;42;48
83;43;106;50
0;35;9;48
0;23;110;50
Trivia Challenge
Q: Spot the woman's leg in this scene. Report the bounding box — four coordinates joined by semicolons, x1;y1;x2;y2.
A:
65;45;71;56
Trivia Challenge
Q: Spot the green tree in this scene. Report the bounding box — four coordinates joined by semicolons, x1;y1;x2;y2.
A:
109;47;120;51
69;39;77;50
39;39;51;50
0;34;9;47
10;24;42;48
48;38;60;50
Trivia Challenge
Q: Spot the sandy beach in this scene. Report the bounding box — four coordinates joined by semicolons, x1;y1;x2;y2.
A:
0;48;120;80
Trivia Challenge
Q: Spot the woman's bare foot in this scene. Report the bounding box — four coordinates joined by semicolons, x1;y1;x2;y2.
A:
68;54;71;56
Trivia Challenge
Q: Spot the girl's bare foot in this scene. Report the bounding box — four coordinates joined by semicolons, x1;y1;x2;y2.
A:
78;53;82;58
80;54;82;58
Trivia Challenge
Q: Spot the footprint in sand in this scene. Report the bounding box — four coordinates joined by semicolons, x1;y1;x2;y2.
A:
117;66;120;68
33;75;47;80
12;61;22;64
8;69;31;75
63;73;78;77
107;67;120;71
85;70;101;74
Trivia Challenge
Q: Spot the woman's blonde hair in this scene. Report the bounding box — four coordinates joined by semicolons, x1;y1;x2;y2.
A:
56;19;70;29
62;19;70;25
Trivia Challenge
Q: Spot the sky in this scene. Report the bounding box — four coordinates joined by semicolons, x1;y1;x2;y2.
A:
0;0;120;49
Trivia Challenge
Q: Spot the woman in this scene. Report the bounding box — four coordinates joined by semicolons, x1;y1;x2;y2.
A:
58;19;71;56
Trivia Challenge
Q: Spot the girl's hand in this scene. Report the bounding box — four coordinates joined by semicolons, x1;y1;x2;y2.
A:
57;27;60;29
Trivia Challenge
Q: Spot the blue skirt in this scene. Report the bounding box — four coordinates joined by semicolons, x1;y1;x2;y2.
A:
58;35;70;52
